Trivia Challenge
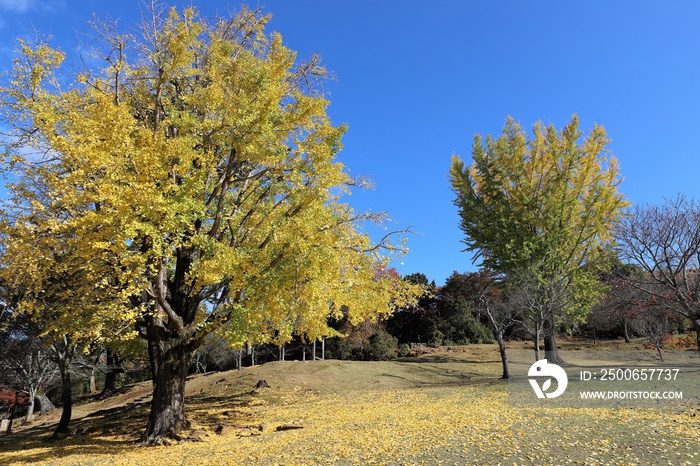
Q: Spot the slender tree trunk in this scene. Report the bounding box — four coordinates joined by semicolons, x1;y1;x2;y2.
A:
52;364;73;437
237;348;242;371
623;319;631;343
692;318;700;351
322;337;325;360
6;391;19;435
140;340;193;444
279;345;285;361
25;387;37;423
88;367;97;394
313;340;317;360
495;332;509;379
534;329;541;362
655;343;665;362
482;299;509;379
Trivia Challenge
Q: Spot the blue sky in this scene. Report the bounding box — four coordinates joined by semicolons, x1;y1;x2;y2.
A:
1;1;699;286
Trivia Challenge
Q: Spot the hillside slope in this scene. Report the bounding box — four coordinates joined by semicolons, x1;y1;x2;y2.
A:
1;343;698;465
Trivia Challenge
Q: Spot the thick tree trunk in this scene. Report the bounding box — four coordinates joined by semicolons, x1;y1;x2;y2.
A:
50;339;74;440
543;314;563;364
37;394;54;414
103;371;116;393
102;350;121;395
140;341;193;445
543;333;563;364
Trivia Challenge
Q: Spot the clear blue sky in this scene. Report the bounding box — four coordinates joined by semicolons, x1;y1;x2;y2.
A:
1;1;699;286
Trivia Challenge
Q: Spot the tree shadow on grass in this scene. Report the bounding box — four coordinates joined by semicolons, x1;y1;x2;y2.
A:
380;371;494;387
0;390;258;464
396;354;500;365
0;413;141;465
380;356;505;388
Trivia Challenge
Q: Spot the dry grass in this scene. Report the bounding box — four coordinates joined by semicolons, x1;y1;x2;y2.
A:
1;340;698;465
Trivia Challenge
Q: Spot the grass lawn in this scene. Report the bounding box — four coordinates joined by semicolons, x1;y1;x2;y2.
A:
1;339;698;465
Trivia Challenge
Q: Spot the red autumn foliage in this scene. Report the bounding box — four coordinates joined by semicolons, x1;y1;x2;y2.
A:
0;388;28;408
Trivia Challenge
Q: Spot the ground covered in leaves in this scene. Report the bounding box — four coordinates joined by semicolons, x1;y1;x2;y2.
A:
1;341;698;465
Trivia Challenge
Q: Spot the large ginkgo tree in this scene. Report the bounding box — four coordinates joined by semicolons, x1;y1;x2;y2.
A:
0;6;419;444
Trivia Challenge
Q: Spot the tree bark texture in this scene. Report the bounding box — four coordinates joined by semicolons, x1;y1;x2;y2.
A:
543;333;563;365
140;332;194;444
102;350;122;395
543;314;563;364
37;394;54;414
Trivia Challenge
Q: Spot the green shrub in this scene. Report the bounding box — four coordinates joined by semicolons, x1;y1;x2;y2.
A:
366;329;399;361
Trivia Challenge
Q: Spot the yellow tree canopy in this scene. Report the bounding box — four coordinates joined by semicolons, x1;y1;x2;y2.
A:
0;7;420;351
449;115;628;321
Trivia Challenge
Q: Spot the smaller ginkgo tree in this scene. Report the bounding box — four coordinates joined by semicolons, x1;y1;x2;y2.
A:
449;115;628;363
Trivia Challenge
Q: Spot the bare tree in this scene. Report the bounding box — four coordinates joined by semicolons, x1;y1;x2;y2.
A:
630;308;672;361
0;344;58;422
588;263;647;343
505;267;573;362
616;195;700;350
477;296;514;379
0;312;57;423
191;334;240;373
73;350;104;395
